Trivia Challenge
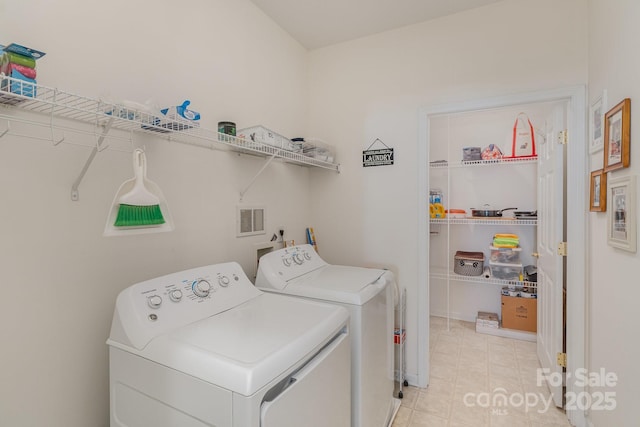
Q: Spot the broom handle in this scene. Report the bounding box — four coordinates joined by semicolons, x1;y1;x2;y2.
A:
133;149;146;187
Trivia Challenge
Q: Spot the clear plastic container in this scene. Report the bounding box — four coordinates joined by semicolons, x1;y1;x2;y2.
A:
489;261;523;281
489;246;522;264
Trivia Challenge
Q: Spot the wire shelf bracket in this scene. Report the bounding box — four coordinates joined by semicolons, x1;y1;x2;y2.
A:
70;116;115;201
239;151;281;202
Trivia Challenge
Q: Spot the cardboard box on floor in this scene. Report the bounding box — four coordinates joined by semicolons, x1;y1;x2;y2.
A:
501;295;537;332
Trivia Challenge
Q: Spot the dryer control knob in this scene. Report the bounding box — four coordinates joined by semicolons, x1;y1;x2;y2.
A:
303;252;312;261
148;295;163;309
169;289;183;302
282;257;292;267
218;275;230;287
293;253;304;265
192;279;212;298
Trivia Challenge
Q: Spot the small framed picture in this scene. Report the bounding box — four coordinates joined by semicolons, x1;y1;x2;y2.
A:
589;91;607;154
603;98;631;172
590;169;607;212
607;175;636;252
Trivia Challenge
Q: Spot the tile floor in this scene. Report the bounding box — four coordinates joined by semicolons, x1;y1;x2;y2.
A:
392;317;571;427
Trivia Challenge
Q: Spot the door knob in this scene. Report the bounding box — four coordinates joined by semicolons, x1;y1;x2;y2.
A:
532;252;540;258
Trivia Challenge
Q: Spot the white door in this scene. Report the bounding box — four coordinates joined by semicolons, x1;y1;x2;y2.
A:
536;103;567;408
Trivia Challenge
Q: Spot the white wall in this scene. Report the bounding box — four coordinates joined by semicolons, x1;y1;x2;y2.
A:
0;1;314;426
587;1;640;425
307;0;588;386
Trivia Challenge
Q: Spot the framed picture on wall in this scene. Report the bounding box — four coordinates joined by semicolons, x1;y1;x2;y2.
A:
607;175;637;252
590;169;607;212
603;98;631;172
589;90;607;154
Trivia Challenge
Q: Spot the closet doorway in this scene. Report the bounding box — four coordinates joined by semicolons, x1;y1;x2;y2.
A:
416;86;586;426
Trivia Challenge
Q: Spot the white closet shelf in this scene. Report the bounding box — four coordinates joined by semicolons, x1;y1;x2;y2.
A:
429;157;537;169
430;270;537;289
0;76;340;172
430;218;537;226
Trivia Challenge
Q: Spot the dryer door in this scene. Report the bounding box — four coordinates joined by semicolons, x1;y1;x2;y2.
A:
260;330;351;427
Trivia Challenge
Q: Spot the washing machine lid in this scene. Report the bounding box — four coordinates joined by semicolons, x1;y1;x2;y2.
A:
283;265;389;305
129;293;349;396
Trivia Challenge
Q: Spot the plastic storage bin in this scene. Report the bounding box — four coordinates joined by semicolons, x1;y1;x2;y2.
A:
302;139;335;163
489;246;522;264
489;261;523;281
237;125;296;151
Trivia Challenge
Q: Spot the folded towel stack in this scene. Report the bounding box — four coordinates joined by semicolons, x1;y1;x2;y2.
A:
0;43;46;98
493;233;520;248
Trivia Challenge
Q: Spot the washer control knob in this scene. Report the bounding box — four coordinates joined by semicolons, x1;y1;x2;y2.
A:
169;289;183;302
282;257;292;267
293;253;304;265
148;295;163;309
218;275;230;287
303;251;312;261
192;279;212;298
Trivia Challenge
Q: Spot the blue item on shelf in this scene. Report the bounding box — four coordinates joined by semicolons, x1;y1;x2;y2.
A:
160;100;200;121
1;68;36;97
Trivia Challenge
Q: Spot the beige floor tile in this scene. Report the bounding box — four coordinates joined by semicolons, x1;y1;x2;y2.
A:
456;372;489;393
438;331;464;344
433;339;461;356
490;411;532;426
408;410;449;427
514;340;537;353
423;376;455;398
527;405;570;426
399;386;419;408
449;400;490;426
519;365;545;385
489;351;519;369
489;365;521;384
414;392;451;419
430;361;458;382
430;350;459;368
459;345;487;362
391;405;412;427
453;377;489;395
462;333;488;351
486;334;516;348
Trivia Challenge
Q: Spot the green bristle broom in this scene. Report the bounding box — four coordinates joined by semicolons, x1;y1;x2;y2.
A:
114;149;165;227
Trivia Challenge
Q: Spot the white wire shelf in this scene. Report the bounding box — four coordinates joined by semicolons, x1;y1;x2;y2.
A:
430;217;537;226
0;75;340;171
429;157;538;169
430;270;537;289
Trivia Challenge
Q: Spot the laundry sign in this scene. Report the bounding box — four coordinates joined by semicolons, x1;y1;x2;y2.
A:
363;138;394;167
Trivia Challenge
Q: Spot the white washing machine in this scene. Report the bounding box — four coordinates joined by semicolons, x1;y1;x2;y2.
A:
107;262;351;427
256;245;399;427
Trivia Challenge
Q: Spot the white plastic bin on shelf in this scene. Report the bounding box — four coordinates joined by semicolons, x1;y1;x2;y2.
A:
489;261;523;281
237;125;298;152
302;139;335;163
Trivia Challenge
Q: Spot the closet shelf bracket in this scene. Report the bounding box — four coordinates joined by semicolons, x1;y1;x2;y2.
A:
239;151;280;202
70;116;115;201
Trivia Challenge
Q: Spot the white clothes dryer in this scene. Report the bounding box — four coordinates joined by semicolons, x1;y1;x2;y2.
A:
107;262;351;427
256;245;399;427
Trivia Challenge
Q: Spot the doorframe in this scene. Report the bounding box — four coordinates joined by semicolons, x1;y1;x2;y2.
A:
417;86;586;426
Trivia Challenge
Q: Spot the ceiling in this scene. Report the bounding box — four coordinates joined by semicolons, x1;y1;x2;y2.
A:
249;0;503;50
